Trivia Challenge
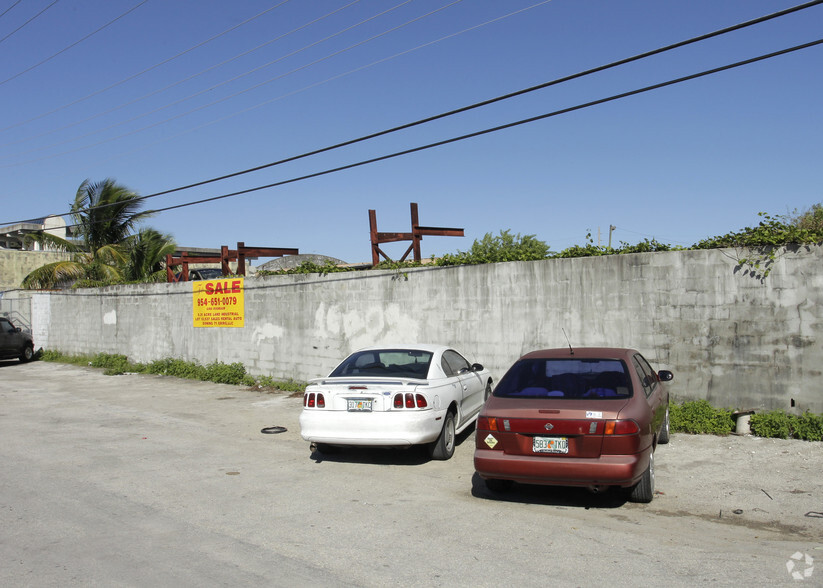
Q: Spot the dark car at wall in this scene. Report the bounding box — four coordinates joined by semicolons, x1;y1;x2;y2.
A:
0;317;35;362
474;347;672;503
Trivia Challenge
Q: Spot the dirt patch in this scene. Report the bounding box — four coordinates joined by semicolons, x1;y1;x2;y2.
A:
644;433;823;539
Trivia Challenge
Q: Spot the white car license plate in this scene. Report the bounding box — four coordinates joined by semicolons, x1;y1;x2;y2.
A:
533;436;568;454
347;399;372;412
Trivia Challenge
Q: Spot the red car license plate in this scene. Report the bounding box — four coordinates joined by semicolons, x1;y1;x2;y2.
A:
533;436;568;454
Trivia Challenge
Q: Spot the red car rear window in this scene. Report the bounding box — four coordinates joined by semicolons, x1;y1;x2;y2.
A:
494;358;632;399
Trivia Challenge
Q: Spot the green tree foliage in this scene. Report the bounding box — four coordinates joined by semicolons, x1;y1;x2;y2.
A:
22;179;175;288
436;230;550;265
693;211;823;250
789;203;823;233
121;228;177;283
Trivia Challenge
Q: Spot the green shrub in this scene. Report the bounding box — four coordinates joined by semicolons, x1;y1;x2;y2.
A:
437;230;550;265
89;353;137;375
145;358;206;379
41;349;90;365
42;350;306;392
750;411;823;441
203;361;251;385
254;376;306;393
257;260;353;276
669;400;735;435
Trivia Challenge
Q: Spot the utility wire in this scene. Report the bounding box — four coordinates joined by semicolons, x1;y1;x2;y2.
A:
28;37;823;232
2;0;821;227
0;0;363;150
0;1;291;132
98;0;823;201
2;0;433;158
0;0;59;45
0;0;148;86
0;0;24;20
134;38;823;218
2;0;514;169
113;0;552;160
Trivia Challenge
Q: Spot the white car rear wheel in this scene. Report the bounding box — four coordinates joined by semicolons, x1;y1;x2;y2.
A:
429;411;456;460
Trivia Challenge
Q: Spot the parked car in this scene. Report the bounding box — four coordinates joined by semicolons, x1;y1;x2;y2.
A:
176;268;224;281
0;317;35;362
474;347;672;502
299;345;493;460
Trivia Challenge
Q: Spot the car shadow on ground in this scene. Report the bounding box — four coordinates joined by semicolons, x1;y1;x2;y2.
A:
309;424;476;466
0;349;42;368
470;472;630;509
0;359;31;368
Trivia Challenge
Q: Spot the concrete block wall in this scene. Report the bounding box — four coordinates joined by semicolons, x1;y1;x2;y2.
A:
31;245;823;413
0;250;72;292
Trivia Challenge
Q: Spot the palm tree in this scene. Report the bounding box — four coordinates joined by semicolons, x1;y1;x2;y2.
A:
22;179;173;288
121;228;177;282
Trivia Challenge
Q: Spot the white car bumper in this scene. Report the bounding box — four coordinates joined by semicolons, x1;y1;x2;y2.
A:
299;408;448;446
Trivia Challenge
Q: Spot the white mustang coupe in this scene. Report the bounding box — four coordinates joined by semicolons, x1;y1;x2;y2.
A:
299;344;492;460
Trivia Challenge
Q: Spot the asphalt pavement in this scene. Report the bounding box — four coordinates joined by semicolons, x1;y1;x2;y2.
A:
1;361;821;587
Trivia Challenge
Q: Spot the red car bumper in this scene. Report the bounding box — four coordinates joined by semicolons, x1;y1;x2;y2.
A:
474;449;648;488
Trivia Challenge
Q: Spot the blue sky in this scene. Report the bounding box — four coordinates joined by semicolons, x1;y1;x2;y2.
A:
1;0;821;264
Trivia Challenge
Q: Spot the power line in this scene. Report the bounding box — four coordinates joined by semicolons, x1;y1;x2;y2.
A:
29;36;823;232
1;0;440;160
0;0;148;86
2;0;821;227
89;0;553;168
0;0;25;21
0;1;290;132
97;0;823;202
0;0;59;46
0;0;364;150
135;38;823;217
0;0;525;167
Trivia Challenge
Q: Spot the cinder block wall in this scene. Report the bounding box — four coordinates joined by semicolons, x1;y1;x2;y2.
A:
0;250;72;292
31;245;823;412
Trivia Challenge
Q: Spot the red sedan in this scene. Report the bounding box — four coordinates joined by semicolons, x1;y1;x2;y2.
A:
474;347;672;502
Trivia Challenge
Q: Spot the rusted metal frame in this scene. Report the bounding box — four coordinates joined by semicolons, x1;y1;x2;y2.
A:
369;202;465;266
167;243;299;281
233;242;299;276
166;252;224;282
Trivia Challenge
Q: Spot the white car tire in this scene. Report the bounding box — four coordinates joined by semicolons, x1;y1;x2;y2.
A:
429;411;456;460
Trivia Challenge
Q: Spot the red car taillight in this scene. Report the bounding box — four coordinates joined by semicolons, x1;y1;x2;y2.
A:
602;419;642;454
316;393;325;408
393;394;403;408
304;392;325;408
604;419;640;435
477;416;498;431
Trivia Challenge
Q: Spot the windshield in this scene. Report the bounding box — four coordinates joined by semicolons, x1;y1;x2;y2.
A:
329;349;433;379
494;358;632;399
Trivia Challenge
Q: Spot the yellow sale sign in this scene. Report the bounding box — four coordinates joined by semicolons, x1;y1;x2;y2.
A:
193;278;245;328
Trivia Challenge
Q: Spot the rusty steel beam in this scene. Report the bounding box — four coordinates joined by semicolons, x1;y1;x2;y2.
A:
167;243;299;281
369;202;464;266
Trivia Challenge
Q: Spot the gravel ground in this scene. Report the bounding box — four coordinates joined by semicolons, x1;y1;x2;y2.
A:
644;433;822;540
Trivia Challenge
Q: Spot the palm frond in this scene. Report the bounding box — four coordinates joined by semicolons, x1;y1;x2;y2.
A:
21;261;86;289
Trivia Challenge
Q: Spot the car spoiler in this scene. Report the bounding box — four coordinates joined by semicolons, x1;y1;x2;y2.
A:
308;377;429;387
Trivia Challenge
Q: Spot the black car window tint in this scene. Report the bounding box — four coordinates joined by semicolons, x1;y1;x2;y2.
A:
494;359;631;399
641;356;658;394
631;356;654;398
441;356;454;377
443;350;470;375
